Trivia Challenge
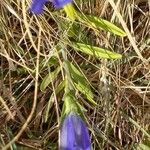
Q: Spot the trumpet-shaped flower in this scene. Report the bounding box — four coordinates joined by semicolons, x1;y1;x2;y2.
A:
60;112;91;150
30;0;73;14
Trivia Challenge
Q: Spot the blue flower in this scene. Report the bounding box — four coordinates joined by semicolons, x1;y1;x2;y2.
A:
30;0;48;14
30;0;73;14
60;112;91;150
53;0;72;8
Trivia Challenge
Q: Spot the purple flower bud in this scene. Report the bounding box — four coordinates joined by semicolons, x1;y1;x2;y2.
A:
29;0;72;14
60;112;92;150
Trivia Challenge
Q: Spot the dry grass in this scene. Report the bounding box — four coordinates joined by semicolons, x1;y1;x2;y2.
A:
0;0;150;149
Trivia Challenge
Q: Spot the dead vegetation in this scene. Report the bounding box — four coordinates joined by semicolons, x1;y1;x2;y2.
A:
0;0;150;149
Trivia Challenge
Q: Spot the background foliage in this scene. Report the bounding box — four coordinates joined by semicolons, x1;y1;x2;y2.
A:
0;0;150;149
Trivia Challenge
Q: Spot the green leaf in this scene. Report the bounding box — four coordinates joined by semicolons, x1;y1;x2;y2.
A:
42;56;58;66
67;61;97;105
61;91;86;121
64;4;76;21
40;67;60;91
138;144;150;150
63;92;80;114
73;42;122;59
77;13;126;37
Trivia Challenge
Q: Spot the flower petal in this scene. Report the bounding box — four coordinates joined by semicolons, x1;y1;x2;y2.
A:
60;112;91;150
30;0;47;14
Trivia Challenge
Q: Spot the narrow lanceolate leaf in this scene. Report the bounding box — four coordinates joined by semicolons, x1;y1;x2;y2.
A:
73;42;122;59
77;13;126;37
64;4;76;21
63;92;81;116
40;67;60;91
67;61;97;105
138;144;150;150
